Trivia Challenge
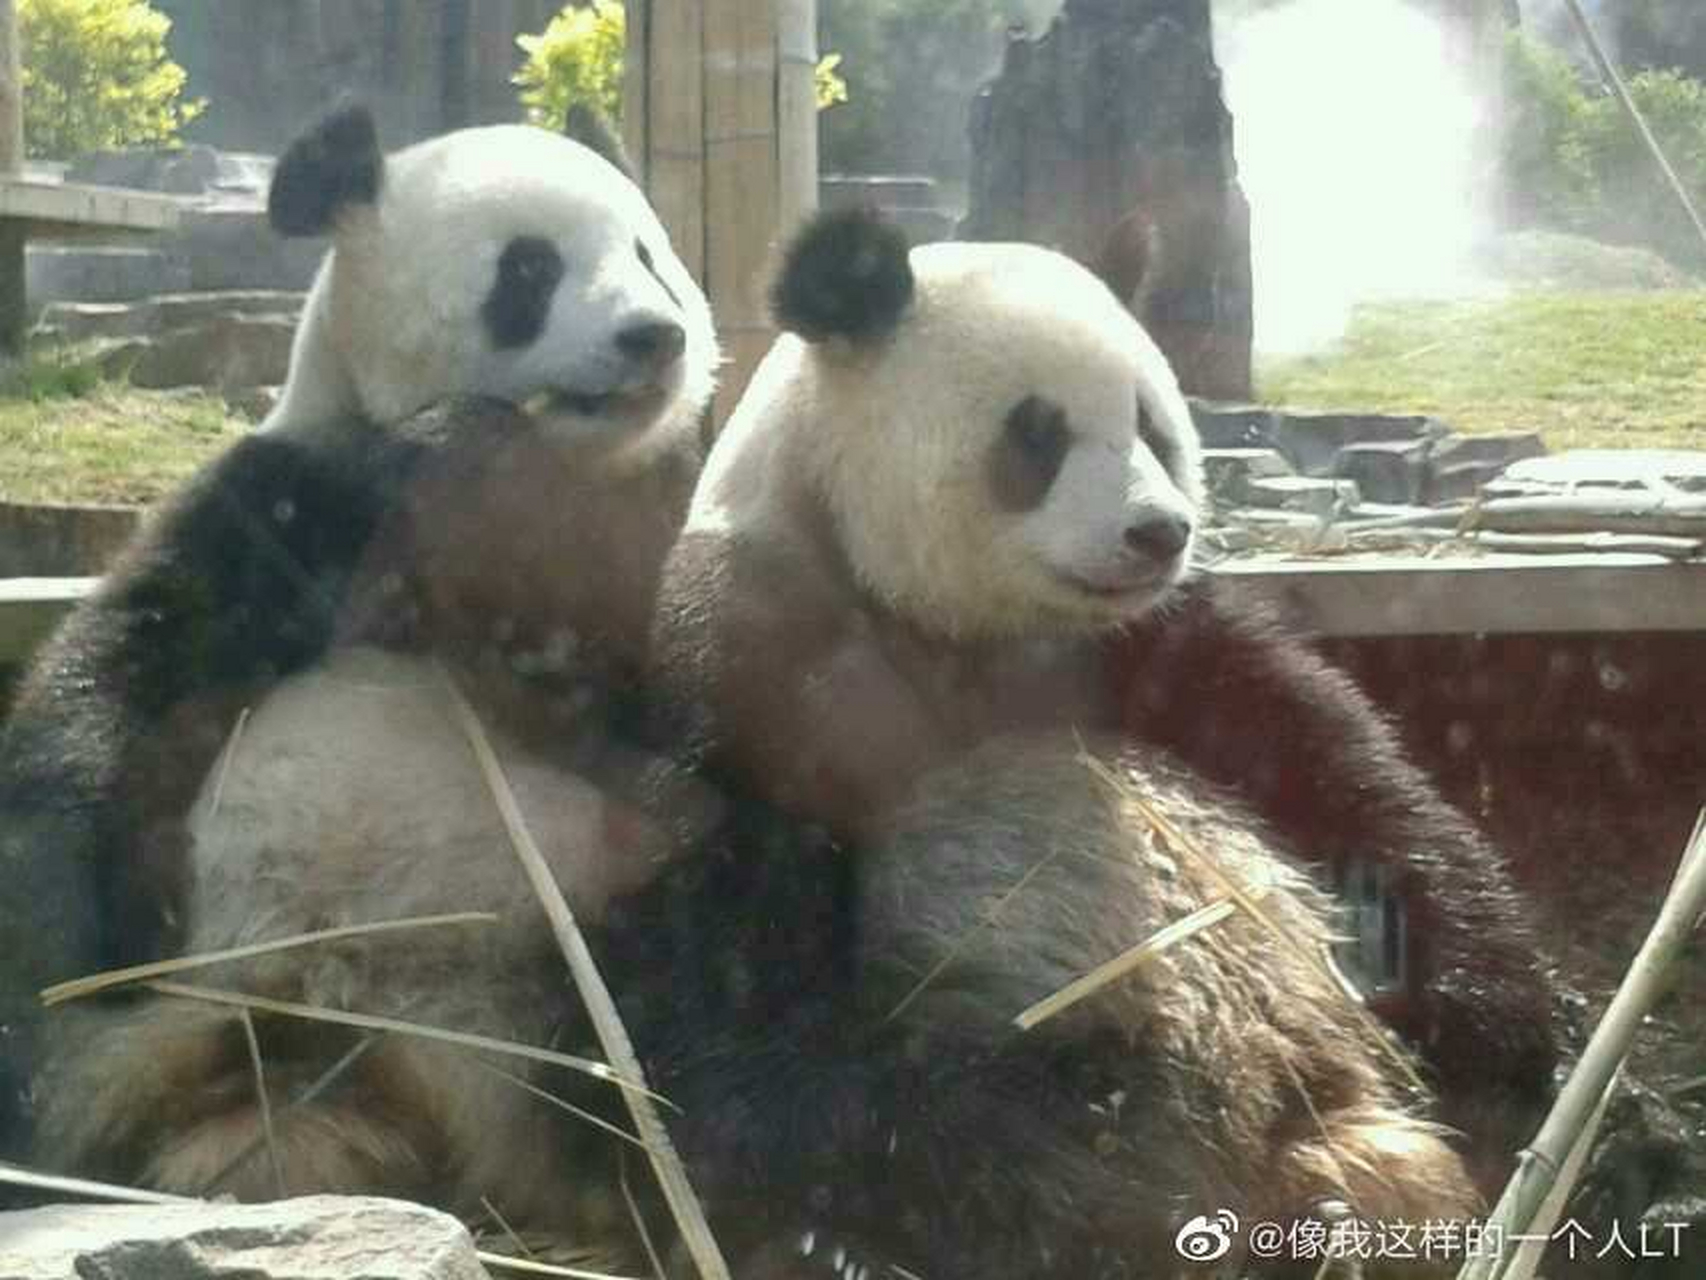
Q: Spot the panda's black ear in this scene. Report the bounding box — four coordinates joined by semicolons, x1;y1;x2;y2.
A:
269;102;384;238
771;208;914;344
564;104;638;183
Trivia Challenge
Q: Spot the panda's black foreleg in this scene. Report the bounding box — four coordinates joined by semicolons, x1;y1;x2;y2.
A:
1118;579;1557;1166
0;397;529;1162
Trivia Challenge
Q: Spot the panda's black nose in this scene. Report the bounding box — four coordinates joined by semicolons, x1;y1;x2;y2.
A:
616;320;687;367
1124;513;1193;562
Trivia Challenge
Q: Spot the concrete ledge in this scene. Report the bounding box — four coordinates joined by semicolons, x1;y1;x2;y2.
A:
5;556;1706;673
1216;553;1706;637
0;576;95;667
0;502;138;576
0;177;181;239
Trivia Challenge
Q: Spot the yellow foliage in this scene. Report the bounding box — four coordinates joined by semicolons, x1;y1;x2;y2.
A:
515;2;848;129
19;0;204;159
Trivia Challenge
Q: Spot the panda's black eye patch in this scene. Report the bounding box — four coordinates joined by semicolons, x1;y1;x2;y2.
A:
482;235;565;350
991;395;1071;513
1138;402;1182;478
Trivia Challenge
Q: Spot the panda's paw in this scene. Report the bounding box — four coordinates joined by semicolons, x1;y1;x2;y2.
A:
742;1227;900;1280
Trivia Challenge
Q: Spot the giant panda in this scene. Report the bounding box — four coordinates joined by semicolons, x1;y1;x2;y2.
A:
655;208;1557;1189
19;186;1479;1276
0;101;718;1166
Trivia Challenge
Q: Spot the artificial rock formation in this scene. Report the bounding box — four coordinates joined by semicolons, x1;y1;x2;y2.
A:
962;0;1253;400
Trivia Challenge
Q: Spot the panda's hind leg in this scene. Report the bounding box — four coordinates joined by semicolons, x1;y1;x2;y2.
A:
37;995;447;1200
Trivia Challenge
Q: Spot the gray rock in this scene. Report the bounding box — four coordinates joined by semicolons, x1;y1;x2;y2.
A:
1187;401;1276;450
64;147;274;200
1270;411;1450;478
1502;449;1706;496
1346;502;1438;524
0;502;140;577
171;205;325;293
227;385;283;422
1428;432;1547;470
33;291;303;345
99;313;295;391
1334;438;1434;505
1426;458;1523;505
1243;475;1361;518
24;248;192;318
151;290;305;330
30;302;156;345
0;1195;487;1280
65;145;222;195
1202;447;1293;503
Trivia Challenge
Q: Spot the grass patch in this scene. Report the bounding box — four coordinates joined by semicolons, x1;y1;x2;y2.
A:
1257;290;1706;452
0;363;243;506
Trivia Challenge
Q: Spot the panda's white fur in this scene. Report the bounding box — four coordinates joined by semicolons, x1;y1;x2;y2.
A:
269;121;716;444
695;242;1200;641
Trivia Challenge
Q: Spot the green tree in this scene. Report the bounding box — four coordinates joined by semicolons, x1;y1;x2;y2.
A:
1501;32;1706;267
1501;31;1603;233
19;0;204;160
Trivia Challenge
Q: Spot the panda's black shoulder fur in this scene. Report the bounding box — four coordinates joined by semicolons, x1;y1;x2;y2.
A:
1117;575;1557;1122
0;397;521;1162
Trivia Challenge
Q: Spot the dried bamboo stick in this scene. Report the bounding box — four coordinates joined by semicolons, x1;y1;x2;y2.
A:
439;672;732;1280
41;913;497;1006
1458;812;1706;1280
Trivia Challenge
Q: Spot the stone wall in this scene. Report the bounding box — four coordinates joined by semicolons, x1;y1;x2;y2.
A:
154;0;564;154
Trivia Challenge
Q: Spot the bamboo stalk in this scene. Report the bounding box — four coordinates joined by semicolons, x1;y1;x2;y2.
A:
1458;811;1706;1280
236;1006;288;1198
1499;1072;1621;1280
775;0;819;232
621;0;650;186
647;0;705;283
439;671;732;1280
0;1164;193;1205
40;913;498;1006
478;1255;642;1280
147;979;657;1099
1014;897;1241;1030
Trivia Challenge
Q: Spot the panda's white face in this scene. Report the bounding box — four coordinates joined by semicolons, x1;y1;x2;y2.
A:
805;242;1203;640
298;124;716;440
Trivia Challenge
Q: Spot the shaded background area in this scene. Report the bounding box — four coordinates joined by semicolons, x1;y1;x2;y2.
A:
1326;629;1706;1097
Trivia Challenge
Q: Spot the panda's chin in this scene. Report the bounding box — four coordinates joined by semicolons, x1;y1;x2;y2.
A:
523;382;677;441
1054;569;1182;622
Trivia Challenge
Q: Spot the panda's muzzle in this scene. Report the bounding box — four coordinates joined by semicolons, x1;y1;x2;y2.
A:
615;320;687;368
539;319;688;418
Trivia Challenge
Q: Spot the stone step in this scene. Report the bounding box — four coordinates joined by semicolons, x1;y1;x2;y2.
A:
34;289;305;345
24;247;190;318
